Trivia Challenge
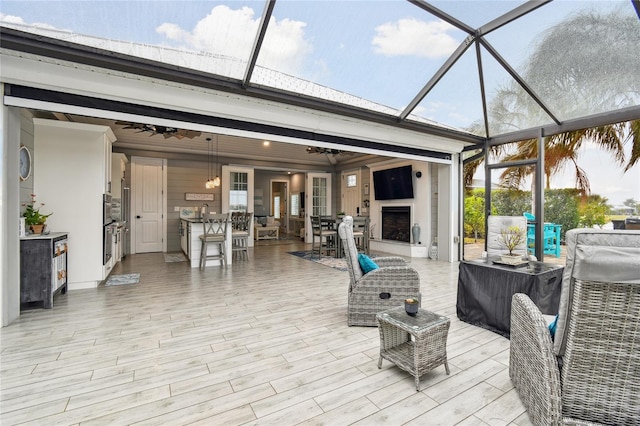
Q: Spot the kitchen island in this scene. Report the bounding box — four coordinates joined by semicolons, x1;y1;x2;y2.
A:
180;218;232;268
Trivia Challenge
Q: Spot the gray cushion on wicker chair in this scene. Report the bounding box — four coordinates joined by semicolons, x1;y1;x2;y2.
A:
509;229;640;425
553;229;640;356
338;216;421;327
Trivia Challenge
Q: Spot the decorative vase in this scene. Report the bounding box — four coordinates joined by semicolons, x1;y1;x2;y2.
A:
500;254;523;265
404;299;419;316
429;240;438;260
30;224;45;235
412;223;420;244
19;217;26;237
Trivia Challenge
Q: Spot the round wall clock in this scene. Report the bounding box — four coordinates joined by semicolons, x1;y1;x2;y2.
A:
19;145;32;181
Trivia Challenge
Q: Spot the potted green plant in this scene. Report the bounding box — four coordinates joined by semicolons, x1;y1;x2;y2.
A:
498;225;526;264
22;194;52;234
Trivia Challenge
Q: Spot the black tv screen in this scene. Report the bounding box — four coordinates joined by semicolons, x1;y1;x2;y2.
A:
373;165;414;200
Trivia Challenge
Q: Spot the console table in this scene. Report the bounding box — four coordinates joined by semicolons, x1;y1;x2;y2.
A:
254;225;279;240
456;258;563;337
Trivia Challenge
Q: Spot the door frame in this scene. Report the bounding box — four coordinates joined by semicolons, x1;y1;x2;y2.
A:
222;165;255;246
341;169;362;216
305;172;332;243
130;156;168;254
270;179;289;235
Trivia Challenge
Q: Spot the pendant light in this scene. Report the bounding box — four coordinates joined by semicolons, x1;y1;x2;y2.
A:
212;135;221;187
205;137;216;189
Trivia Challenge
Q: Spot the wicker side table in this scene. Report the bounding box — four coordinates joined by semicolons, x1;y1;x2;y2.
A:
376;306;450;391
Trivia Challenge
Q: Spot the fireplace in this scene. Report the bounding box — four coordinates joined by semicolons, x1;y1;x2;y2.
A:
381;206;411;243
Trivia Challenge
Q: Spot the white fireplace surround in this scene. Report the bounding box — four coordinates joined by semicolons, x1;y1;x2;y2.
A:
370;202;428;258
381;205;411;243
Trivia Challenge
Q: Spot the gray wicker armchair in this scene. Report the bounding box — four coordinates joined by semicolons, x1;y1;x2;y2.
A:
338;216;421;326
509;229;640;425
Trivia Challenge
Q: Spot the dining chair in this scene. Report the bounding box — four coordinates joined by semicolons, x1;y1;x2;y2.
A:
199;212;229;269
311;215;338;258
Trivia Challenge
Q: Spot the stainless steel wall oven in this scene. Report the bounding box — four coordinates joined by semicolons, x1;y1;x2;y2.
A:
103;193;112;225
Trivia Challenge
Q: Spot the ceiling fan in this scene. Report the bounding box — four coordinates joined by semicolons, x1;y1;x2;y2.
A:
116;121;201;139
306;146;349;155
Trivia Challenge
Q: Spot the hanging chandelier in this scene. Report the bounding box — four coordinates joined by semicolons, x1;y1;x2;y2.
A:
205;135;221;189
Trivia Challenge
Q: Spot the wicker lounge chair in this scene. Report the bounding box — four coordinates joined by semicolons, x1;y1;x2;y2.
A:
509;229;640;425
338;216;421;326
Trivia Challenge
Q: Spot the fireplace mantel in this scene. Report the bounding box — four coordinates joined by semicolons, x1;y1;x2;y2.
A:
369;239;428;258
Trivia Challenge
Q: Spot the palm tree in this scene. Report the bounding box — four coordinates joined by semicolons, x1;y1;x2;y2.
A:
465;10;640;193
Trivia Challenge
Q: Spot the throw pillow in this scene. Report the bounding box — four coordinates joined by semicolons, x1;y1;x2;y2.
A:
548;314;559;340
358;253;379;274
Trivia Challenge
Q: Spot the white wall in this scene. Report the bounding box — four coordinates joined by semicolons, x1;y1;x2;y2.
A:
368;160;432;255
33;119;115;289
1;101;22;326
437;155;461;262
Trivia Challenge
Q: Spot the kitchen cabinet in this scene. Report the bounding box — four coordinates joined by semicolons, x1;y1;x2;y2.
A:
113;224;124;263
104;139;112;194
20;233;68;309
33;119;117;290
180;220;191;259
111;153;128;200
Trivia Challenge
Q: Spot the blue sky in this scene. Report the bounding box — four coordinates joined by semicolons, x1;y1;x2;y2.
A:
1;0;638;206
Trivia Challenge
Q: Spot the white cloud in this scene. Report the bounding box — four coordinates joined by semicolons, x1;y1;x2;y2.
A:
372;18;458;58
260;16;313;74
0;13;25;24
155;5;312;75
0;13;61;30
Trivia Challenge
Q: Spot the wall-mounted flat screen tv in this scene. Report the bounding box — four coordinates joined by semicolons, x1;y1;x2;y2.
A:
373;165;414;200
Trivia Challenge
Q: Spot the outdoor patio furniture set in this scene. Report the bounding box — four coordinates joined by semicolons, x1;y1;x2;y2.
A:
338;215;639;423
339;215;450;390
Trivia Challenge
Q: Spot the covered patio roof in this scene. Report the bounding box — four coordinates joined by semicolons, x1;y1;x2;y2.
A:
2;0;639;152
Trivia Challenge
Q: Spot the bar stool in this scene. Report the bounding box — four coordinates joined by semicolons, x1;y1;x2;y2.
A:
311;215;338;258
231;211;253;260
199;212;229;269
352;216;370;254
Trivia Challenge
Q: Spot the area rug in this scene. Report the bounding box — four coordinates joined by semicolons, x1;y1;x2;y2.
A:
105;273;140;286
164;252;187;263
288;251;348;272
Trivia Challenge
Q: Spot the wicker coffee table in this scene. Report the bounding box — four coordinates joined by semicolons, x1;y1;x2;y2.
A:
376;306;450;391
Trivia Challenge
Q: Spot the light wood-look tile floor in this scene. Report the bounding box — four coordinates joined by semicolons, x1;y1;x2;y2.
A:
1;242;533;425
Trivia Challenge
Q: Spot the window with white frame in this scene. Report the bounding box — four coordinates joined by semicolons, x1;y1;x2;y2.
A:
291;193;300;216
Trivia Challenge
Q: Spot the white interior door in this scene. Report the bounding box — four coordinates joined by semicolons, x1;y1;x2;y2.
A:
305;172;332;242
132;157;166;253
341;169;361;216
